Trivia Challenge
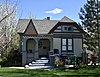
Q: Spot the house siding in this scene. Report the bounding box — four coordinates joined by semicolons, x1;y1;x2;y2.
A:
74;39;82;57
53;38;61;55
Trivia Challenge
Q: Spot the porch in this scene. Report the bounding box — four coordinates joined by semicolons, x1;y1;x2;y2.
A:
21;35;53;65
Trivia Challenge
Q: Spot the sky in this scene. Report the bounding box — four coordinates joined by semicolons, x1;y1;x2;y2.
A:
16;0;87;23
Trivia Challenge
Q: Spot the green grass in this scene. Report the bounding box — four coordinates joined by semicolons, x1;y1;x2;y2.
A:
0;67;100;77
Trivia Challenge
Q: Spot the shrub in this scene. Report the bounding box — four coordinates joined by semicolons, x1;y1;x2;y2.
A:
0;57;7;65
55;56;64;68
0;49;22;67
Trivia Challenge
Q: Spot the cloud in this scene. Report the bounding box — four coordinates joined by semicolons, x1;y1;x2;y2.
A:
45;8;63;14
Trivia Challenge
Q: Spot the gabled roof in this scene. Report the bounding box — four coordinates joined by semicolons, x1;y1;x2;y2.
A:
17;16;84;34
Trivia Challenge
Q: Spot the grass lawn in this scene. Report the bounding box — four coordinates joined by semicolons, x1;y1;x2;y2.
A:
0;67;100;77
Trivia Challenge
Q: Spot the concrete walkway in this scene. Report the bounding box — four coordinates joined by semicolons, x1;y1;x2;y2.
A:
9;66;52;69
9;67;25;69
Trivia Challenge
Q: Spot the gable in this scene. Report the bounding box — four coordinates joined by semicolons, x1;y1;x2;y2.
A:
24;20;37;35
49;22;84;33
60;16;74;22
54;25;80;33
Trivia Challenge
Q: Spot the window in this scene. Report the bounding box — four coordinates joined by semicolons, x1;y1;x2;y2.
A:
63;26;73;31
68;27;72;31
62;38;73;52
62;46;66;51
62;39;66;45
64;27;67;30
62;39;67;51
68;39;72;51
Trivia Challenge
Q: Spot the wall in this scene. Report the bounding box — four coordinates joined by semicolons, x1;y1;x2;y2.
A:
53;38;61;55
74;39;82;57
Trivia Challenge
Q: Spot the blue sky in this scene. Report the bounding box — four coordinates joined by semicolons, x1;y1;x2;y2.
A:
17;0;87;22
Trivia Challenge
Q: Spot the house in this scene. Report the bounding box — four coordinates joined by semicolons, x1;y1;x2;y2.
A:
17;16;85;66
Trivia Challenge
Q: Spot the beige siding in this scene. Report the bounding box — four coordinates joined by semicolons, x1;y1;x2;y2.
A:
53;38;61;55
74;39;82;57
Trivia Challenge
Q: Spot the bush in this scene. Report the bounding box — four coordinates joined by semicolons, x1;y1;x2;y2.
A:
0;49;22;67
0;57;7;65
55;56;64;68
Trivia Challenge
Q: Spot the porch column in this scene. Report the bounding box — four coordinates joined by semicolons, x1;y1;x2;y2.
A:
35;39;38;51
35;39;39;59
50;38;53;50
22;38;27;66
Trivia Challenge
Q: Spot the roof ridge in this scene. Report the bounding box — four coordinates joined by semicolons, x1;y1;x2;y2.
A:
60;16;75;22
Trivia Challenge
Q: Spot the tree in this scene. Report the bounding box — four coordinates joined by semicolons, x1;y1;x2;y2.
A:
0;0;19;57
79;0;100;53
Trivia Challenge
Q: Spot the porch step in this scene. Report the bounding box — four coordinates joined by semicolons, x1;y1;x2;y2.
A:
32;61;48;64
29;63;46;66
35;60;48;63
40;57;47;59
27;66;52;69
25;57;52;69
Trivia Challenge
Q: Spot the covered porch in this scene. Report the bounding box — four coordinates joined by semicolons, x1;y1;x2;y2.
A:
21;35;53;65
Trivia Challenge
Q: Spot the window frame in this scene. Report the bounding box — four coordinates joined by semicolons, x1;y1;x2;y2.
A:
62;26;73;32
62;39;67;51
61;38;73;52
68;39;73;51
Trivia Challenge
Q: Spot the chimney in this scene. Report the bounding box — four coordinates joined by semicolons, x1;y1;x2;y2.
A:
47;17;50;20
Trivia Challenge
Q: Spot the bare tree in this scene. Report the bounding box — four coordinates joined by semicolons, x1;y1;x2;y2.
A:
0;0;19;56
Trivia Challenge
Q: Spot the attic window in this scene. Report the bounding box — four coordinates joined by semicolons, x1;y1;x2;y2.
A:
64;27;67;30
68;27;72;31
63;26;73;31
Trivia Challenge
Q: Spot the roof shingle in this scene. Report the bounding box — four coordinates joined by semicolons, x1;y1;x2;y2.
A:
60;16;75;22
17;16;76;34
16;19;30;33
32;19;58;34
